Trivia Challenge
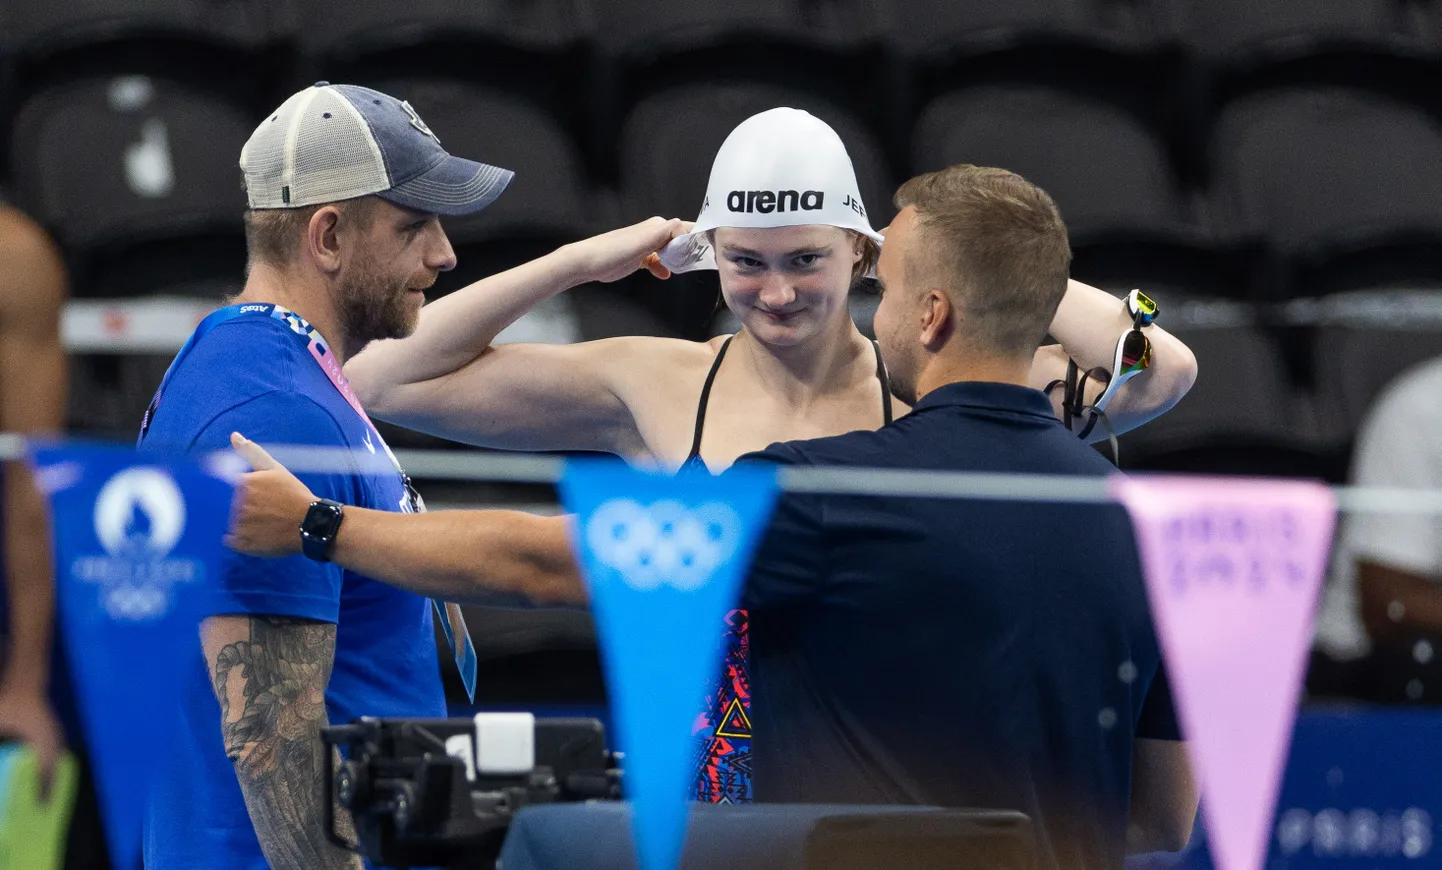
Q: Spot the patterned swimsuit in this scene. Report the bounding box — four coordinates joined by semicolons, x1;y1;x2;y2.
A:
685;335;892;802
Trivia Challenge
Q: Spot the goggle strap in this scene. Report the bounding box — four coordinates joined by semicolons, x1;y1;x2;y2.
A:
1073;404;1120;465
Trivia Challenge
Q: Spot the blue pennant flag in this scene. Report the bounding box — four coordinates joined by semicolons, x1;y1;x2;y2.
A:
559;458;779;870
28;444;235;869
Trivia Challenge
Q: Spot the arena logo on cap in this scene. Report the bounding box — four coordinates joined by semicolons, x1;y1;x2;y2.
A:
583;498;742;591
72;467;200;621
726;189;824;214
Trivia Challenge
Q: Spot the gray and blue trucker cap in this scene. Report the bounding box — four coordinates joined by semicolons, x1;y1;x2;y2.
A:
240;82;513;216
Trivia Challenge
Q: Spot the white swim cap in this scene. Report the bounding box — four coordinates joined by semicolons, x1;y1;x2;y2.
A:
657;107;885;273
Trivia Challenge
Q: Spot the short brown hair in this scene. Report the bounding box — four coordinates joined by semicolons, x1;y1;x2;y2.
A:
242;196;382;268
849;232;879;287
893;165;1071;356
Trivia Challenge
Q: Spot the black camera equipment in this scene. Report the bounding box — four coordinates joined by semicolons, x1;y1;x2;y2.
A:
321;715;622;869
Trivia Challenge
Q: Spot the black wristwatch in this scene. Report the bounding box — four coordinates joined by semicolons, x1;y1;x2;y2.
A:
300;498;345;562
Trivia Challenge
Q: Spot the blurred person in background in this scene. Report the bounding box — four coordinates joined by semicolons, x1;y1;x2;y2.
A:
0;202;109;867
1315;359;1442;705
341;106;1198;802
227;164;1197;870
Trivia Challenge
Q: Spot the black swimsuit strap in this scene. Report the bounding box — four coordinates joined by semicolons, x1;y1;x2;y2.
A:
872;339;893;425
686;335;893;464
686;336;733;464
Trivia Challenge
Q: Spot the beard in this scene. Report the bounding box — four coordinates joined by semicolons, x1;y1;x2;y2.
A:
335;250;423;351
887;365;919;406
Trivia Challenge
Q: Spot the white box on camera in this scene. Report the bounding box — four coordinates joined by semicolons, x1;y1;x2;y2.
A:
473;712;536;775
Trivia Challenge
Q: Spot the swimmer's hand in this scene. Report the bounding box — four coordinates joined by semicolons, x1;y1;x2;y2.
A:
560;216;692;284
226;432;315;558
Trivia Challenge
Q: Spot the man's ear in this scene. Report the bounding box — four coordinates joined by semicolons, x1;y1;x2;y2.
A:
919;288;954;350
304;206;344;275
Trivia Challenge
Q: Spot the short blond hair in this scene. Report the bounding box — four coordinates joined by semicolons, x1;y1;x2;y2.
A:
894;165;1071;355
242;196;383;268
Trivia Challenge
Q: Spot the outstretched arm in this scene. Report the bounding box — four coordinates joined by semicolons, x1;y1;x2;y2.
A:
225;434;584;606
345;218;688;454
1029;280;1197;439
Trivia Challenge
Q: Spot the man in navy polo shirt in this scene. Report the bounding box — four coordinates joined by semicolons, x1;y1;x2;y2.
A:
137;83;514;870
222;164;1198;870
739;166;1197;869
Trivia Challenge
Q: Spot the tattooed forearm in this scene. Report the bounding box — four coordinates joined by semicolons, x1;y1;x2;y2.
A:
207;615;361;870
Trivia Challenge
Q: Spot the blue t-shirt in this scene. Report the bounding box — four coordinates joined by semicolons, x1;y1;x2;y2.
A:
138;309;445;870
741;382;1180;870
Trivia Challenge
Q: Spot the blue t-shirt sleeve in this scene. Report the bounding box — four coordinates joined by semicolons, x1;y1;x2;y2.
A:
739;442;826;614
192;391;358;623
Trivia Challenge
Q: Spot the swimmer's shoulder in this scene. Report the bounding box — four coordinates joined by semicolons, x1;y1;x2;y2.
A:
588;333;731;388
584;335;732;453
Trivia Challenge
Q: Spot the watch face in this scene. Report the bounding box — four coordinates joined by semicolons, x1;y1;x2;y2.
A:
302;502;343;538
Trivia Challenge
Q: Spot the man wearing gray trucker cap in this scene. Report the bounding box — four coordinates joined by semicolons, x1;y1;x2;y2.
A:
137;83;509;870
139;81;689;869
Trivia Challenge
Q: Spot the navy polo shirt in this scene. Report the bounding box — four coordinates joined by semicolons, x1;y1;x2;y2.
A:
740;381;1179;870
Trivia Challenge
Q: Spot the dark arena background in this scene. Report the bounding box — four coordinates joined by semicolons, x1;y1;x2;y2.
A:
1;2;1442;869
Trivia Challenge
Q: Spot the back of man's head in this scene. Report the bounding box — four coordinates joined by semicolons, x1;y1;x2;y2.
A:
893;165;1071;358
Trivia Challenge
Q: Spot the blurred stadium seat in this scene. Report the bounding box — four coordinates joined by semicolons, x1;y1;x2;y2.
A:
1165;0;1432;62
292;0;585;65
68;352;177;438
11;74;251;437
882;0;1162;58
1310;291;1442;438
1209;86;1442;297
590;0;881;57
912;82;1218;297
0;0;275;59
10;74;249;298
587;0;889;183
913;85;1193;240
0;0;280;128
292;0;592;178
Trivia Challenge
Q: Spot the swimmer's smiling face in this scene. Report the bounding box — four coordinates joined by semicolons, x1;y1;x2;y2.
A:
714;225;861;347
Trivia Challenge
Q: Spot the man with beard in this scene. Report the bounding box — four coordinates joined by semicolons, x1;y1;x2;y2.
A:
135;83;685;870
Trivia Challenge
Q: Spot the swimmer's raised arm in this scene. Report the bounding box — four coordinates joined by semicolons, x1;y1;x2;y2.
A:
346;217;689;454
1030;279;1198;440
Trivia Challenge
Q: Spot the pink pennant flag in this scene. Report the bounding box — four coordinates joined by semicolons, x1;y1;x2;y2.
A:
1109;475;1336;870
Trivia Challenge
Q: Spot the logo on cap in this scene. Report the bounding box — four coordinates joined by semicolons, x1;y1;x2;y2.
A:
400;100;440;143
726;190;824;214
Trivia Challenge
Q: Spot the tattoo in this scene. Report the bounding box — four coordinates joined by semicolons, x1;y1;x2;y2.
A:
211;616;361;869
